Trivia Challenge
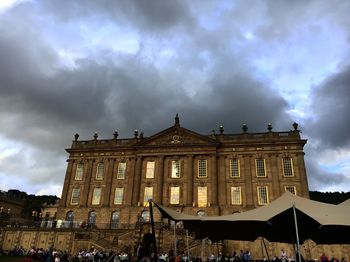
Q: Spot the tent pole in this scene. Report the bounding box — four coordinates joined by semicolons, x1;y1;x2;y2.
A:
261;237;270;262
149;200;158;260
292;204;302;262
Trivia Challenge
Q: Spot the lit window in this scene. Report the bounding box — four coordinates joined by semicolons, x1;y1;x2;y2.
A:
198;186;207;207
117;162;126;179
143;187;153;206
111;211;120;229
96;163;104;180
171;160;181;178
231;186;242;205
114;188;124;205
146;161;155;178
230;159;240;177
197;210;206;217
285;186;296;195
71;189;80;205
92;188;102;205
257;186;269;205
140;210;150;222
256;159;266;177
170;187;180;204
75;163;84;180
283;158;294;177
198;160;207;178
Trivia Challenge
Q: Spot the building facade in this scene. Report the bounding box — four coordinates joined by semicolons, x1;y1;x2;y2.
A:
56;115;309;229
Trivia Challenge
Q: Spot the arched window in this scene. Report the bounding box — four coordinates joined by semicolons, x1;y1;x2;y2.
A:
111;211;120;229
140;210;150;222
197;210;206;217
88;211;97;227
66;211;74;228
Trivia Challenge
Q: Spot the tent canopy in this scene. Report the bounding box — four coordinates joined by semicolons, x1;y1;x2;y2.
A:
153;192;350;244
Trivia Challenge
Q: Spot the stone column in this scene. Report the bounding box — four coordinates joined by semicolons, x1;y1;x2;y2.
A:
132;157;142;205
60;159;74;207
244;155;254;207
82;159;94;207
217;156;226;206
186;155;193;206
103;158;115;206
270;155;281;199
157;156;164;204
211;154;218;206
297;152;309;198
126;157;136;205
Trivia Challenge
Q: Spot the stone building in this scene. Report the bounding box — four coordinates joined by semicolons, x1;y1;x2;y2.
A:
56;115;309;230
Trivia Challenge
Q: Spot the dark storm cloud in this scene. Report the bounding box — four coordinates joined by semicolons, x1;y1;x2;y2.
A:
39;0;195;33
308;64;350;148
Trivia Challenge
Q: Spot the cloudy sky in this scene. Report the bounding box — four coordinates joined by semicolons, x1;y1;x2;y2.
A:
0;0;349;197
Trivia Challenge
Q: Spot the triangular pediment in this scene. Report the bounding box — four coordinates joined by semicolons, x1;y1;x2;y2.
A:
136;125;217;147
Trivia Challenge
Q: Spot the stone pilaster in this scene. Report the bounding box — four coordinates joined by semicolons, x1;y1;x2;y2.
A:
217;156;226;207
186;155;193;206
103;158;115;206
60;159;74;207
82;159;94;207
126;157;136;205
157;156;164;204
132;157;142;205
211;154;218;206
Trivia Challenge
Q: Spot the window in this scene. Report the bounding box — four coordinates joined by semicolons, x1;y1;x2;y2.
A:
117;162;126;179
75;163;84;180
170;186;180;204
230;159;240;177
231;186;242;205
198;186;207;207
140;210;150;222
71;188;80;205
198;160;207;178
171;160;181;178
96;163;104;180
92;188;102;205
285;186;296;195
197;210;206;217
283;158;294;177
143;187;153;206
146;161;155;178
256;159;266;177
257;186;269;205
66;211;74;221
88;211;97;226
111;211;120;229
114;188;124;205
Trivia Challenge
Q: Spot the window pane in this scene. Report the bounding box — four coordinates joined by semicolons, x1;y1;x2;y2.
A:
117;162;126;179
170;187;180;204
230;159;240;177
75;163;84;180
146;161;155;178
285;186;296;195
92;188;102;205
71;189;80;205
114;188;124;205
283;158;294;177
231;186;242;205
111;211;120;229
198;160;207;178
198;187;207;207
96;163;104;180
143;187;153;206
256;159;266;177
257;186;269;205
88;211;96;225
171;160;181;178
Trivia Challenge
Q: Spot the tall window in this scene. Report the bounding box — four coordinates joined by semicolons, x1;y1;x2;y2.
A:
111;211;120;229
170;186;180;204
230;159;240;177
198;160;207;178
257;186;269;205
256;159;266;177
140;210;150;222
143;187;153;206
283;158;294;177
66;211;74;228
231;186;242;205
198;186;207;207
75;163;84;180
171;160;181;178
71;188;80;205
114;188;124;205
197;210;207;217
92;188;102;205
146;161;155;178
117;162;126;179
96;163;104;180
88;211;97;226
285;186;296;195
